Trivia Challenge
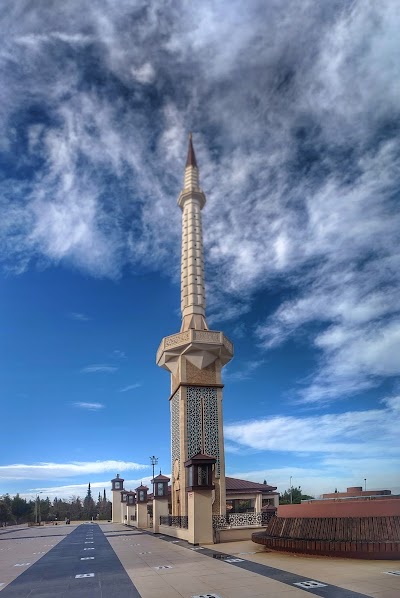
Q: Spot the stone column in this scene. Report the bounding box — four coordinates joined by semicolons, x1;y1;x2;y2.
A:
136;502;148;528
153;497;169;534
187;490;213;545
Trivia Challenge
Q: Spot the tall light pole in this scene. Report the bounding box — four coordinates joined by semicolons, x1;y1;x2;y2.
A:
290;476;293;504
364;478;367;492
150;456;158;495
36;492;43;524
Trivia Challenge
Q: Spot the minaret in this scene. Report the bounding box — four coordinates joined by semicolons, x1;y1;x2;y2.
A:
179;133;208;332
157;134;234;518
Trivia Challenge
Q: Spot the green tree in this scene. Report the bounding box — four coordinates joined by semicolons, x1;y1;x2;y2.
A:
11;494;32;523
279;486;314;505
83;483;96;520
0;495;13;526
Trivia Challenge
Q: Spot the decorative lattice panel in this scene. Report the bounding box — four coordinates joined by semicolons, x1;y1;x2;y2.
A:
186;387;202;458
203;388;220;477
171;391;180;474
186;387;220;477
228;512;262;527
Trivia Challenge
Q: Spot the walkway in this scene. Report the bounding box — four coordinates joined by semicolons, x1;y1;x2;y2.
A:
0;522;399;597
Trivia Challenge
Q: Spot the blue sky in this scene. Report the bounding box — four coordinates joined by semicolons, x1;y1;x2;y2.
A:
1;0;399;502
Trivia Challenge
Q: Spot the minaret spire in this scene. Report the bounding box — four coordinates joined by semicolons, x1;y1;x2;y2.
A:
178;134;208;331
186;132;198;168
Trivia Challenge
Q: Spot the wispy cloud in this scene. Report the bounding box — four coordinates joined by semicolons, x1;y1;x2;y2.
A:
73;402;105;411
1;1;399;406
0;460;149;481
22;474;162;500
225;396;400;457
80;364;118;374
68;312;90;321
224;360;264;382
112;349;126;359
119;383;141;392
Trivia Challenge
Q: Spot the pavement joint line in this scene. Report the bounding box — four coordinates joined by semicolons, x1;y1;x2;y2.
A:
141;530;373;598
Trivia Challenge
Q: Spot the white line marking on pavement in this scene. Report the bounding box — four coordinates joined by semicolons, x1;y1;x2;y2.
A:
14;563;30;567
224;558;244;563
294;581;328;589
81;557;95;560
153;565;173;570
83;548;95;550
75;573;95;578
84;541;94;544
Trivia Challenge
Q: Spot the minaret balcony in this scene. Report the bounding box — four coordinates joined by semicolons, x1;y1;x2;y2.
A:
156;329;234;373
178;189;206;209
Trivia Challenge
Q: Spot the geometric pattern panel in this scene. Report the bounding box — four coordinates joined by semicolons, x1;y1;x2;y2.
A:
203;388;220;477
228;512;262;526
171;390;180;475
186;387;202;459
187;386;220;477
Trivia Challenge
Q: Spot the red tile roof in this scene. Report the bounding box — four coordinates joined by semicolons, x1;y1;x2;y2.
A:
226;477;277;493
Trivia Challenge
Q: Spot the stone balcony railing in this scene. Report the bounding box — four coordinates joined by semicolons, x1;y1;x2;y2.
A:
156;329;233;363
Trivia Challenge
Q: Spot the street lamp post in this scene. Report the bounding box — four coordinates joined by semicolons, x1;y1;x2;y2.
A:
150;456;158;495
290;476;293;504
364;478;367;492
36;492;43;525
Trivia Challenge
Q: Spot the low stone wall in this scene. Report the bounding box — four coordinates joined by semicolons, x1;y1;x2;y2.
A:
217;525;266;543
158;524;190;542
252;516;400;559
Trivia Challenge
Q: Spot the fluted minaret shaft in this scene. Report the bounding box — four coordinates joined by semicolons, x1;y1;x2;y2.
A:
178;135;208;331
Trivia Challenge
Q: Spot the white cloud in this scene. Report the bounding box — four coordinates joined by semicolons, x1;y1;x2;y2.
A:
68;312;90;321
80;364;118;373
73;402;105;411
131;62;155;84
22;474;163;500
223;360;264;382
119;383;141;392
0;460;149;481
225;396;400;456
1;1;400;407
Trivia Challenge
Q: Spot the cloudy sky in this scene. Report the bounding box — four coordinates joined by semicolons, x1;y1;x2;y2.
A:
1;0;399;501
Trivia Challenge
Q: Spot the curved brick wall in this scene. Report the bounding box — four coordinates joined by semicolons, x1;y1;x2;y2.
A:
252;516;400;559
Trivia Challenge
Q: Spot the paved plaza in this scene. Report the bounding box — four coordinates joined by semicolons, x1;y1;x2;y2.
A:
0;522;399;597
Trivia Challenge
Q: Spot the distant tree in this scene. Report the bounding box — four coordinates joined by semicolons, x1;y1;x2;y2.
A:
83;483;96;520
11;494;32;523
0;495;13;526
279;486;314;505
263;480;267;485
69;496;83;520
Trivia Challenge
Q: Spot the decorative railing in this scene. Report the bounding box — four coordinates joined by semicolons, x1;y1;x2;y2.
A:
229;512;262;526
160;515;188;529
212;515;228;529
213;512;274;529
157;330;233;362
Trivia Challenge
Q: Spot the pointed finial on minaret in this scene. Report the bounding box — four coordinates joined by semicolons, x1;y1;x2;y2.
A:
186;132;198;168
